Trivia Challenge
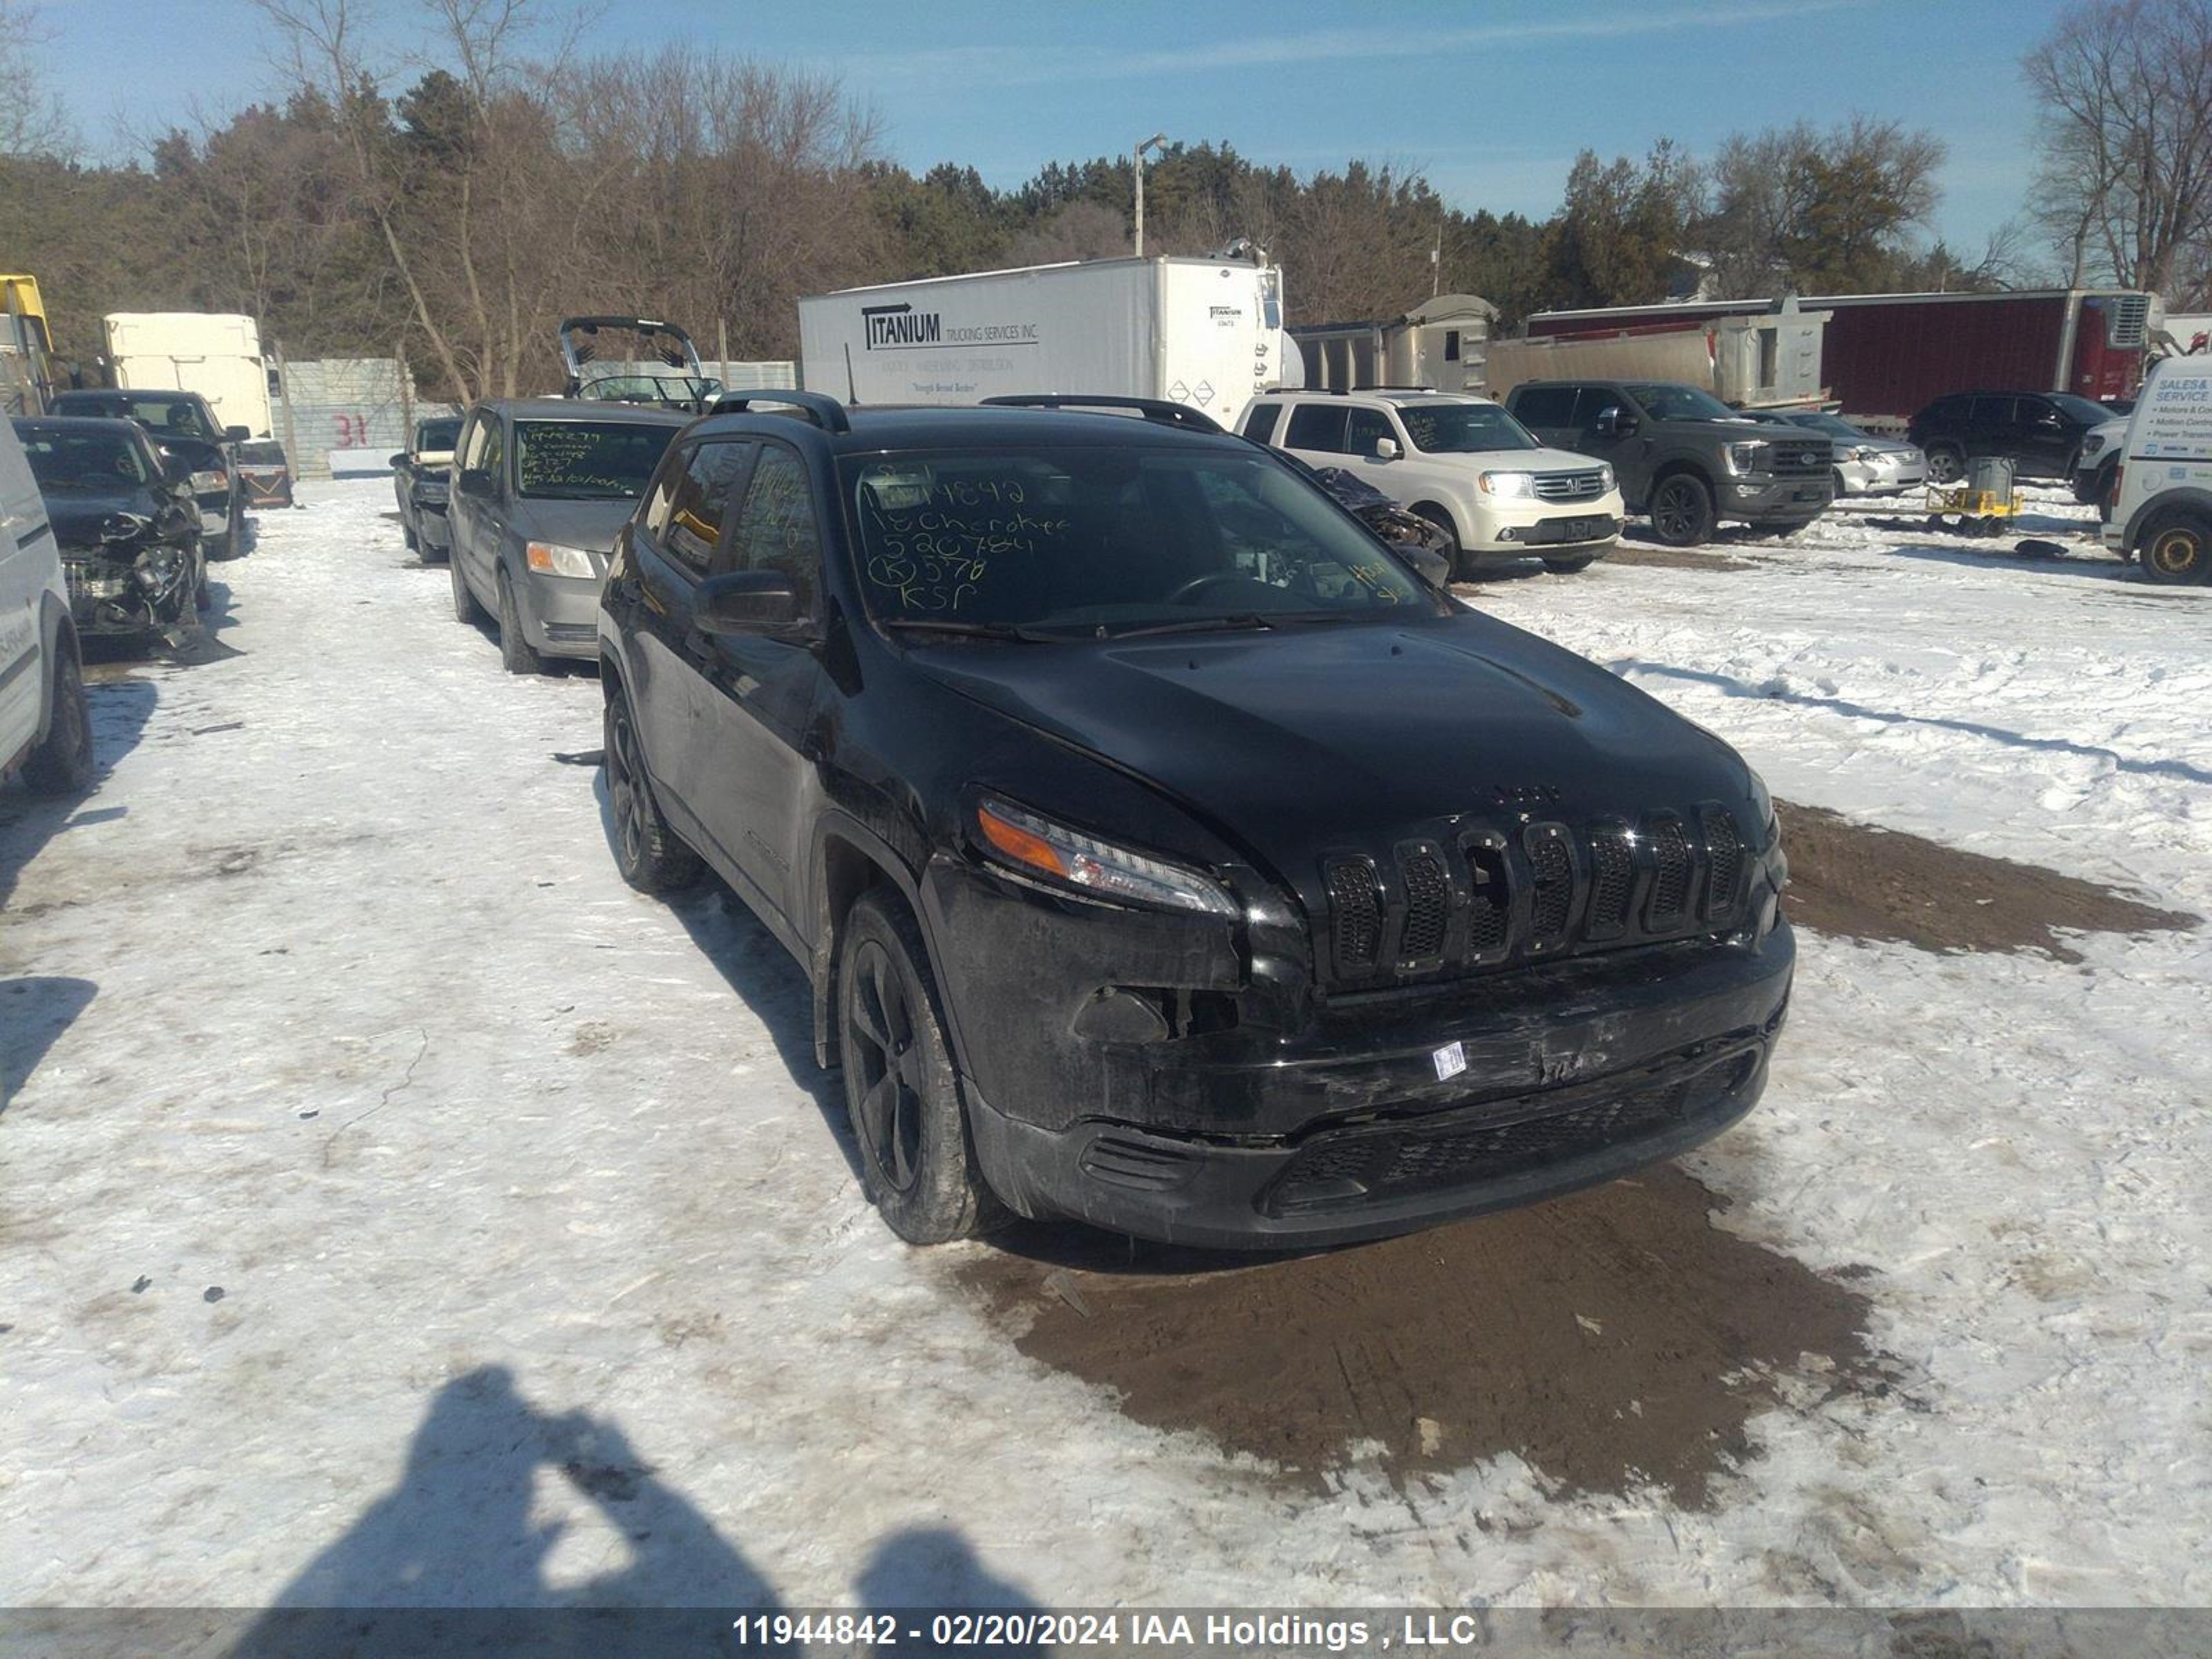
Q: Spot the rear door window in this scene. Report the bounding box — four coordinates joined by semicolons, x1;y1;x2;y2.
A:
656;440;756;577
1283;403;1349;453
1239;401;1282;441
1970;395;2016;426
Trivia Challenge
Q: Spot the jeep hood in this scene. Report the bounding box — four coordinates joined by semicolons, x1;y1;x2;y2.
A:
913;612;1755;877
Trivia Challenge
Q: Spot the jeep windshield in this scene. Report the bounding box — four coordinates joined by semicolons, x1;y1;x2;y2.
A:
1396;402;1539;454
1624;384;1740;422
513;420;676;500
843;446;1435;636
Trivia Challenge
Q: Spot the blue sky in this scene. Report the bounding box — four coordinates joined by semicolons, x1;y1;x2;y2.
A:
46;0;2063;263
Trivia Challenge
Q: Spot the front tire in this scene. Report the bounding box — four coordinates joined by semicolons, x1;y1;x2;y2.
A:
1926;444;1965;484
1648;473;1715;547
24;644;94;796
497;569;547;675
838;889;995;1245
2139;514;2212;584
603;684;702;893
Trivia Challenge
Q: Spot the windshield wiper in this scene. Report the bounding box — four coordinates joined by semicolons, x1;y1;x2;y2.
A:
1094;613;1282;639
880;618;1058;643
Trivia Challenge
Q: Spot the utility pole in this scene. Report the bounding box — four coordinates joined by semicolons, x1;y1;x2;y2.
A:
1134;131;1168;258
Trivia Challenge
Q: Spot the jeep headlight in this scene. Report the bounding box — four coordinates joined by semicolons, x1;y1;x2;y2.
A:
525;541;597;579
975;796;1238;917
1478;471;1534;498
1724;442;1764;475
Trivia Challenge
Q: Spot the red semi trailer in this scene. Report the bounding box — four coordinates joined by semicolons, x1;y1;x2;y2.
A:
1524;289;2155;427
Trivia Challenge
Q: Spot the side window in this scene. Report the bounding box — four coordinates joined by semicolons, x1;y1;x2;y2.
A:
723;444;821;617
657;440;754;576
478;418;505;486
1443;330;1462;363
1239;401;1282;441
1344;406;1396;456
1971;395;2016;425
1577;386;1625;425
454;415;485;473
1283;403;1349;453
1510;386;1574;427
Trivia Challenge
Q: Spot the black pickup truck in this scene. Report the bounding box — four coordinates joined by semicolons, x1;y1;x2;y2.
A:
1508;379;1833;546
390;415;463;560
596;391;1794;1250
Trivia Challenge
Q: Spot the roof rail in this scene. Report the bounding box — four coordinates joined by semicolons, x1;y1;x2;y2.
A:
980;394;1225;433
709;388;852;434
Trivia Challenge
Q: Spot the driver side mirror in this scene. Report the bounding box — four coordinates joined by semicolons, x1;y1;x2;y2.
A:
1595;405;1639;438
695;570;815;641
224;425;251;442
388;452;408;469
1373;435;1400;460
456;467;493;495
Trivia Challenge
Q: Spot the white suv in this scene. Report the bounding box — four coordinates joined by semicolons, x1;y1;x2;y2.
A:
1239;390;1624;575
1;416;94;796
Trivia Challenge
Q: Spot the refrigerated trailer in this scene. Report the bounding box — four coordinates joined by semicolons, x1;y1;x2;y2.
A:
102;312;272;438
1523;289;2155;427
798;254;1287;418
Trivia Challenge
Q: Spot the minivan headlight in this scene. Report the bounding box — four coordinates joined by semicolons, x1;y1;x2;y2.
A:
525;541;597;578
975;796;1239;917
1478;471;1534;498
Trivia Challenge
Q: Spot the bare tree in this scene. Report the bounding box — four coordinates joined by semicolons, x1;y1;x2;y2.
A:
2025;0;2212;295
0;0;71;158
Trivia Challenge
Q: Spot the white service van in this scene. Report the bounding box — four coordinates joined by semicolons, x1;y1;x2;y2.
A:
2102;355;2212;584
0;417;93;793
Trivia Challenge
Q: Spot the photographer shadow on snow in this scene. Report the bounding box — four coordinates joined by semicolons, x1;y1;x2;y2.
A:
0;672;159;912
223;1369;1046;1658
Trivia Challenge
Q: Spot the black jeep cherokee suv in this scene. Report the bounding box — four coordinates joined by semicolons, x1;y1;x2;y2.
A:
598;393;1794;1248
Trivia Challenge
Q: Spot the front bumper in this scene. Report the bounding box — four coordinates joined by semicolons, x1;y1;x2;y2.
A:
520;568;605;659
932;835;1796;1246
61;547;194;637
1465;491;1627;561
1718;474;1830;521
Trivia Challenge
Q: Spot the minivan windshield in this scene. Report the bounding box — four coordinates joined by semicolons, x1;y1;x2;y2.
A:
843;446;1434;636
1396;402;1539;454
513;420;677;500
1624;383;1740;422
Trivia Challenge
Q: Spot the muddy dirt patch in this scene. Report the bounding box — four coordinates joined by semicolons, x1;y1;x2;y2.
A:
1607;542;1758;572
1777;800;2195;960
960;1168;1883;1504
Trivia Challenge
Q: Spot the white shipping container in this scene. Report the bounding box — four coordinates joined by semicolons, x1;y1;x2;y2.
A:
798;256;1286;419
102;312;273;438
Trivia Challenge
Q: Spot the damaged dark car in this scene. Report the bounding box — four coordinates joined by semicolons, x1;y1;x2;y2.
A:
12;416;207;643
599;394;1793;1250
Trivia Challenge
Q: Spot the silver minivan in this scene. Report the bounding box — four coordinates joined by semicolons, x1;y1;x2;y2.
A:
0;417;93;793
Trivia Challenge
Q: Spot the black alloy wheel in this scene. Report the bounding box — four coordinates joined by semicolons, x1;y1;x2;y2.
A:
1649;474;1715;547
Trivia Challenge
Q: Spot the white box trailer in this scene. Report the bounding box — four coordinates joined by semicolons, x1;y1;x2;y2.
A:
798;256;1287;420
102;312;272;438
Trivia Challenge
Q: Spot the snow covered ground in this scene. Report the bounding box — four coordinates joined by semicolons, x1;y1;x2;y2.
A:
2;480;2208;1614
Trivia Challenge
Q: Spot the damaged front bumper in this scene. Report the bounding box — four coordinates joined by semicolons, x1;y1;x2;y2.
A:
62;541;196;637
925;852;1795;1248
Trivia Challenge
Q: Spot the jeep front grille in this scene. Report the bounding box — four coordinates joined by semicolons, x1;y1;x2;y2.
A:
1318;803;1757;988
